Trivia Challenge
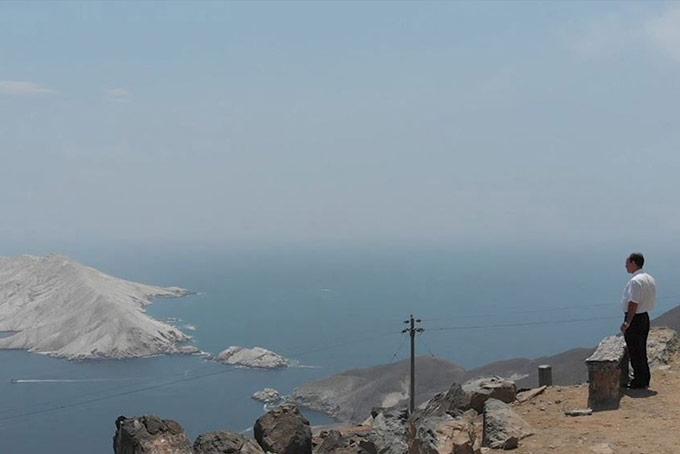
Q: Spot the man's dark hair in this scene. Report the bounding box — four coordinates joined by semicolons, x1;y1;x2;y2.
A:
629;252;645;268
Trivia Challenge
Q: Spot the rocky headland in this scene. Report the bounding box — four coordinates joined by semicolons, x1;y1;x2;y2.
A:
0;254;196;360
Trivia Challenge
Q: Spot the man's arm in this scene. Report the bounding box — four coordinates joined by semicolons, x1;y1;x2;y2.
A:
621;301;638;332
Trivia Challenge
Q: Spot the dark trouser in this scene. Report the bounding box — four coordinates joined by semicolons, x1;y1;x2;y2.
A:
624;312;650;386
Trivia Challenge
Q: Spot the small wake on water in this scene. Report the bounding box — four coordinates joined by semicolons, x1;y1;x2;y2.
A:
10;378;138;384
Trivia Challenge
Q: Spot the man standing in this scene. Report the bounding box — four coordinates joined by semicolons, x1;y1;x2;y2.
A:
620;252;656;389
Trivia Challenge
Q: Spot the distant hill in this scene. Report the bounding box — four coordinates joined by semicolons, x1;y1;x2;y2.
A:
652;304;680;332
292;356;465;422
464;347;595;388
0;254;194;360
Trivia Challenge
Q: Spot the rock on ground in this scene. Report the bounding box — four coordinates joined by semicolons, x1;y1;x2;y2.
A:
364;408;409;454
409;412;481;454
254;405;312;454
113;415;192;454
217;346;288;369
482;399;533;449
315;430;378;454
193;431;264;454
418;382;471;419
464;378;517;413
647;327;680;369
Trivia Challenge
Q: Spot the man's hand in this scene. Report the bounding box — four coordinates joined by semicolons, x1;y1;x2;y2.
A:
621;301;638;333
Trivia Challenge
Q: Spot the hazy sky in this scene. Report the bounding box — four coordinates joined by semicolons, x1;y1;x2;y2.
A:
2;1;680;253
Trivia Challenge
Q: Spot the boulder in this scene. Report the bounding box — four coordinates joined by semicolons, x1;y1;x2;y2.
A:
647;327;680;369
254;405;312;454
315;430;378;454
419;383;471;419
193;432;264;454
464;378;516;413
113;415;192;454
217;346;288;369
482;399;533;449
409;412;480;454
364;408;409;454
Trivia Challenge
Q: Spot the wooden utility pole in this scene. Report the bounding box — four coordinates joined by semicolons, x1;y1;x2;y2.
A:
402;315;423;415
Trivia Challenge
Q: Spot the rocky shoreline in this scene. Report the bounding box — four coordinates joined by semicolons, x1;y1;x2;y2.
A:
112;325;680;454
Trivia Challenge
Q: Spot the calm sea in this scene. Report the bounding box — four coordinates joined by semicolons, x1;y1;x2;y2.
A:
1;246;679;453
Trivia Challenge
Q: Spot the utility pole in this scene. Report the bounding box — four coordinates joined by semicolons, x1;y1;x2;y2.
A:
402;315;423;415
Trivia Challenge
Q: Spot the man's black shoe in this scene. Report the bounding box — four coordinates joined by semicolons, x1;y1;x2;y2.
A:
626;382;648;389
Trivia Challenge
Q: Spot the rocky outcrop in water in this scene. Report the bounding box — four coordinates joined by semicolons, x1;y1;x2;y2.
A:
251;387;283;404
217;346;288;369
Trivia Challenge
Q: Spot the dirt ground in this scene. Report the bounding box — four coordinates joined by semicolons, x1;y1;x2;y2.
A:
510;351;680;454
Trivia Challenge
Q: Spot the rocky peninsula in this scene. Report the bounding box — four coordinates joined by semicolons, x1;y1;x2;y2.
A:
0;254;195;360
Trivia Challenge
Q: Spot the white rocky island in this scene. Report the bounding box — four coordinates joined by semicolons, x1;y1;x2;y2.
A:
0;254;196;360
216;346;288;369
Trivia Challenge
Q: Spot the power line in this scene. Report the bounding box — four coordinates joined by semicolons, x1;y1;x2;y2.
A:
426;315;619;332
388;334;409;364
417;331;436;358
282;329;403;359
419;295;680;322
0;361;215;418
0;364;242;428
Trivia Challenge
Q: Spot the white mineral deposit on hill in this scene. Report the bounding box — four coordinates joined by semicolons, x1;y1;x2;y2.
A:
216;346;288;369
0;254;196;360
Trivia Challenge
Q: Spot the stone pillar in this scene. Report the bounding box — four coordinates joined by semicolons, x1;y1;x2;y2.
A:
538;365;552;386
585;335;627;411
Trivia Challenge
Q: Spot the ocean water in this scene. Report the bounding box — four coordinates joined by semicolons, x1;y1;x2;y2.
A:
1;246;679;453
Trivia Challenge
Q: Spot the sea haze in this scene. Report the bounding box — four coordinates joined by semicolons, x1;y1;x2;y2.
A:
1;246;679;454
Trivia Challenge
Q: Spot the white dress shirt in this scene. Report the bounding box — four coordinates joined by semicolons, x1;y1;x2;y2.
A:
621;269;656;313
